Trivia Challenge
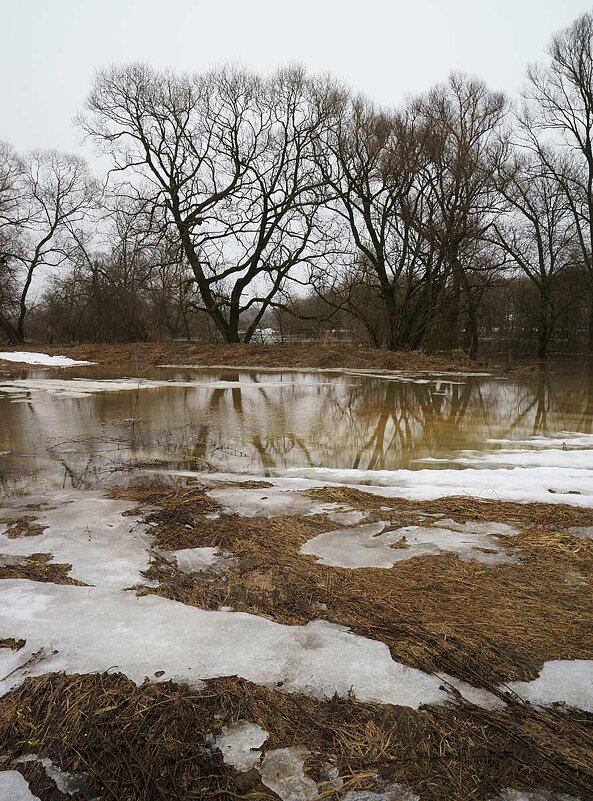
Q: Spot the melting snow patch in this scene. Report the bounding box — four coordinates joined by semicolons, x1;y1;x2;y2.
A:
259;747;318;801
0;491;152;589
301;520;518;569
280;467;593;507
214;720;269;771
0;351;95;367
172;547;236;574
0;771;40;800
505;660;593;712
0;580;501;710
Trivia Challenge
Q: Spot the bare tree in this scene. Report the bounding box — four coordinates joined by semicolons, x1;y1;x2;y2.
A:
410;74;508;358
524;11;593;350
314;92;436;350
80;63;329;343
0;148;97;341
493;153;575;357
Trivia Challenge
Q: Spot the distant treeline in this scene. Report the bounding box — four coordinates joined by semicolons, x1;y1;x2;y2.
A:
3;12;593;357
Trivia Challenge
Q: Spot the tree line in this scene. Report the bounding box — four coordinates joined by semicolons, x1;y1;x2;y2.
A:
3;11;593;357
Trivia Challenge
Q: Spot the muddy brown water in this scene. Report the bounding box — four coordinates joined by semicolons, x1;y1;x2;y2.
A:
1;359;593;495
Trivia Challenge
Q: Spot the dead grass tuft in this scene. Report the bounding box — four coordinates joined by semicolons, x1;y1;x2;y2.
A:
0;553;85;585
1;672;592;801
0;515;46;538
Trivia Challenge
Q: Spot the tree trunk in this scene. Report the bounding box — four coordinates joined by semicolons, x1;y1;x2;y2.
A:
0;312;21;344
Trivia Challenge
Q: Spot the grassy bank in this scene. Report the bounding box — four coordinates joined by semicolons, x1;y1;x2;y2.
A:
0;341;485;376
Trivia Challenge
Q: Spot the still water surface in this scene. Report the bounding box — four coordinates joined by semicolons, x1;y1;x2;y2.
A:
1;360;593;494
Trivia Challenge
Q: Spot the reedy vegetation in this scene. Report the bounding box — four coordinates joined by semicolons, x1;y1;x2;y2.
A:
2;12;593;357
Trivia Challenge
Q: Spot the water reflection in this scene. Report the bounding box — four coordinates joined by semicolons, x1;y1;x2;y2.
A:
1;361;593;493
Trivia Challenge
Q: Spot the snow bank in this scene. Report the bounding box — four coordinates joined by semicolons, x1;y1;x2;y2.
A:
0;351;95;367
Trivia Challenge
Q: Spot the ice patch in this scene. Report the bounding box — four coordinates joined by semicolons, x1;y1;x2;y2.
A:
214;720;269;771
301;520;518;569
0;580;500;710
0;351;95;367
0;771;40;800
0;492;151;589
326;510;369;526
208;482;345;518
568;526;593;539
259;747;317;801
172;546;235;574
342;785;420;801
506;660;593;712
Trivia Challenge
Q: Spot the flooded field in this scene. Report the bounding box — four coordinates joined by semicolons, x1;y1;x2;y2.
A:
1;356;593;801
2;359;593;494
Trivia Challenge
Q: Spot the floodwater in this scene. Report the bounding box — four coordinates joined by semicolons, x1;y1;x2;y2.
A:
1;359;593;495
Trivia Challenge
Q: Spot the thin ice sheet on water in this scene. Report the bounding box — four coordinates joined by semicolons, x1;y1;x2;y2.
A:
0;351;95;367
301;520;518;569
0;377;333;400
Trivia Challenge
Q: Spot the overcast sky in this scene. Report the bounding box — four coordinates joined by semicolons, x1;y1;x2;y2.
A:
1;0;591;161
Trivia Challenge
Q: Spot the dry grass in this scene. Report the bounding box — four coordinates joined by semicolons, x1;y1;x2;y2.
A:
0;637;25;650
0;341;488;375
0;553;84;585
0;515;46;539
1;672;592;801
126;482;593;686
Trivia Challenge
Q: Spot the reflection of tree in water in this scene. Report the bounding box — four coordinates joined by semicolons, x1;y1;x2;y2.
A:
2;362;593;488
